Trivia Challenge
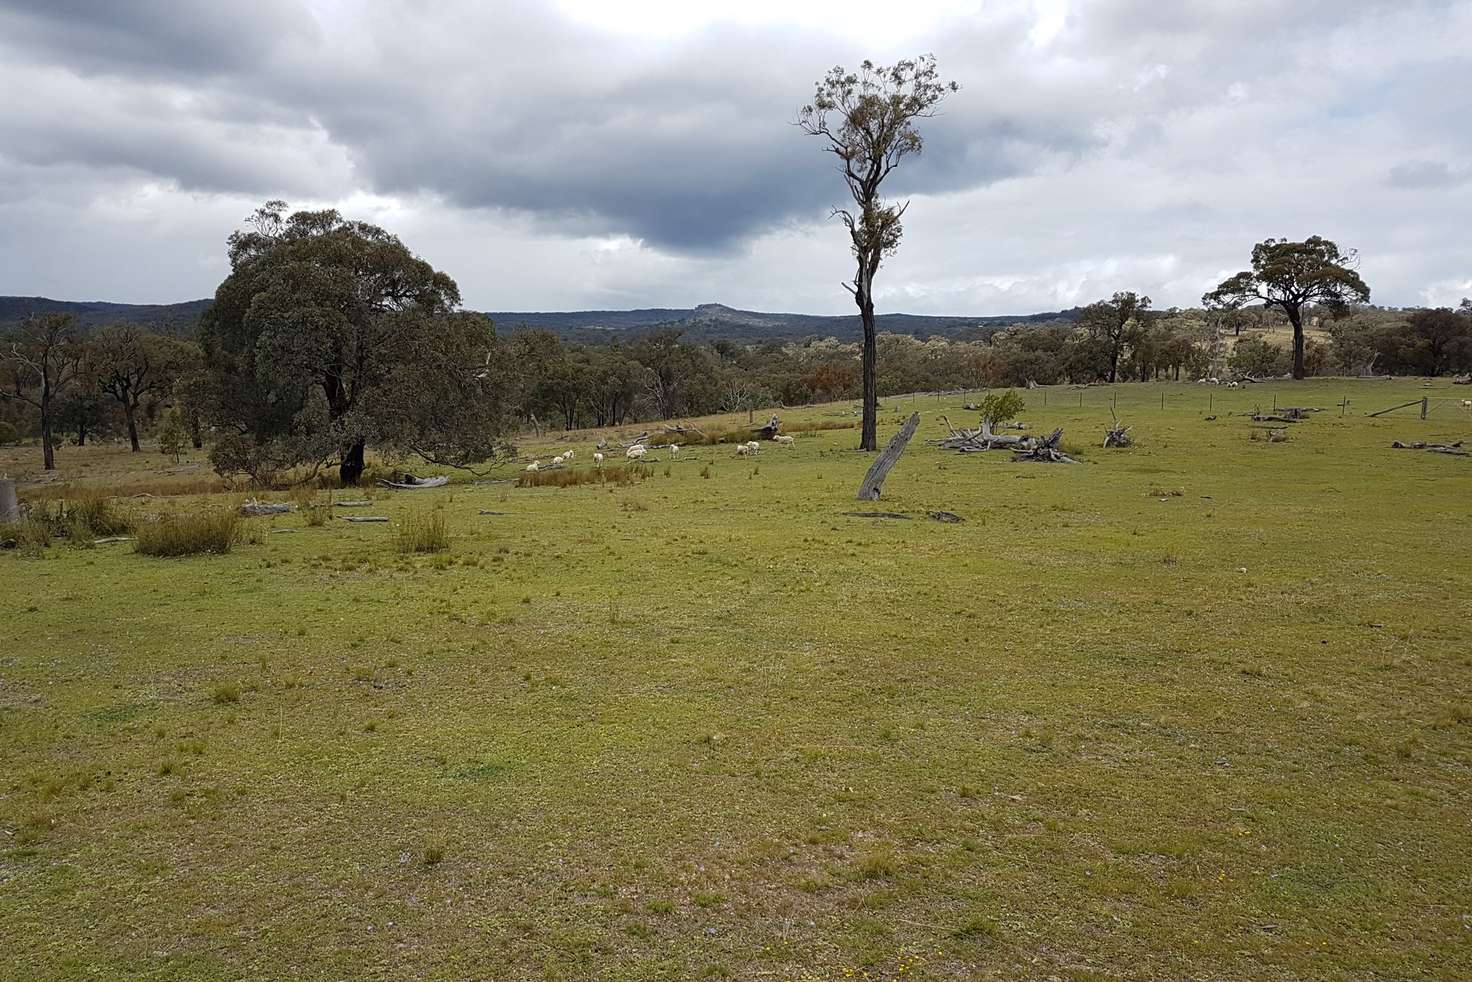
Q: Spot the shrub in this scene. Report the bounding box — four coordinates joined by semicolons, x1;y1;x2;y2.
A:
396;510;449;553
0;420;17;444
135;509;241;557
978;390;1025;426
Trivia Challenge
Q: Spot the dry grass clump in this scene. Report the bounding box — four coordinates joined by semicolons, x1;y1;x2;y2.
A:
518;465;651;488
395;510;450;553
134;509;241;557
786;419;857;433
61;489;133;536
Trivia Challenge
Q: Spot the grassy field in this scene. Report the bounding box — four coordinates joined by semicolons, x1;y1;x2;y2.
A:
3;379;1471;980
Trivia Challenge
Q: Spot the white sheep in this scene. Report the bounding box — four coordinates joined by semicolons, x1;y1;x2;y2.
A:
1226;380;1240;388
626;445;648;460
773;434;795;445
525;460;540;472
551;453;566;465
746;440;761;451
593;452;604;466
564;449;575;459
734;444;751;457
669;443;680;457
1462;399;1472;408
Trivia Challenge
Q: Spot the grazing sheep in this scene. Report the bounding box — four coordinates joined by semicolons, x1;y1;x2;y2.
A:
1226;380;1240;388
525;461;540;472
565;449;575;459
551;453;566;465
746;440;760;451
593;452;604;466
626;445;648;460
669;443;680;457
773;434;795;445
734;444;752;457
1462;399;1472;408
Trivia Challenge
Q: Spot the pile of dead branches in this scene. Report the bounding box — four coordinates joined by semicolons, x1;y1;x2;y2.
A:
1014;428;1077;463
1103;422;1132;447
932;415;1033;453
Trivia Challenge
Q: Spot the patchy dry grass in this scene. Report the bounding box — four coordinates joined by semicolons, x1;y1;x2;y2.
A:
2;379;1471;979
517;463;652;488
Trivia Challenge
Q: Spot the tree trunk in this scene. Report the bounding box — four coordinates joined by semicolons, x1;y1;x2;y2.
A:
857;273;878;452
190;414;203;449
340;440;366;487
76;422;87;446
41;401;56;470
125;405;141;452
1287;306;1306;380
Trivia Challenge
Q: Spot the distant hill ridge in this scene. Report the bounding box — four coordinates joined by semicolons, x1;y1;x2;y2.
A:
0;295;1081;341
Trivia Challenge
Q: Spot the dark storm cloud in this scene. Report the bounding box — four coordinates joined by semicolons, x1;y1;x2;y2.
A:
0;0;1094;251
0;0;313;77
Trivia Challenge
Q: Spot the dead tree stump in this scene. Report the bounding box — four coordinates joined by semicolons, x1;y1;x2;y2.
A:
0;479;17;524
857;412;920;501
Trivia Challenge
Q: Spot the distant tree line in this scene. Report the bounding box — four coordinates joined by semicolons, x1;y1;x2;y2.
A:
4;207;1469;478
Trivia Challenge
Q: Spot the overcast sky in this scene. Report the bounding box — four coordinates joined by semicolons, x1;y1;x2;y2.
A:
1;0;1468;315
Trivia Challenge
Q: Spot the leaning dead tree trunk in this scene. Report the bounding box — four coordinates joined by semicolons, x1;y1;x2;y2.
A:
857;412;920;500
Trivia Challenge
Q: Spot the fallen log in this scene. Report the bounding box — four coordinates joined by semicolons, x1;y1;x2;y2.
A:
241;500;292;516
843;511;911;520
376;475;449;489
1013;428;1078;463
1392;440;1468;456
339;515;390;523
856;412;921;501
933;415;1030;452
928;510;965;523
335;499;374;507
751;415;783;440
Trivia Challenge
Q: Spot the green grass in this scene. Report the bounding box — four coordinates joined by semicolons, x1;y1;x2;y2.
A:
1;379;1470;979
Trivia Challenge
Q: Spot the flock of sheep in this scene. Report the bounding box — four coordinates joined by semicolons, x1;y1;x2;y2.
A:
523;434;796;472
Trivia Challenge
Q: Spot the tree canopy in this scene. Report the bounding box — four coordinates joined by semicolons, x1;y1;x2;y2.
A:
199;202;513;485
1204;236;1370;379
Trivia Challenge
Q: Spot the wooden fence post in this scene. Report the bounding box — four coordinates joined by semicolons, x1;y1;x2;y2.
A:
1421;397;1429;420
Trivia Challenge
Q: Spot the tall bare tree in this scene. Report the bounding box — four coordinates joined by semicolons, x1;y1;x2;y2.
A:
1204;237;1370;379
799;56;957;450
1;314;84;470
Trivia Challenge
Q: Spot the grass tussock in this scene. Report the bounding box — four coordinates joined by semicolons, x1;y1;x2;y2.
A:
134;509;241;557
396;510;450;553
59;490;134;537
0;519;52;556
518;465;651;488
